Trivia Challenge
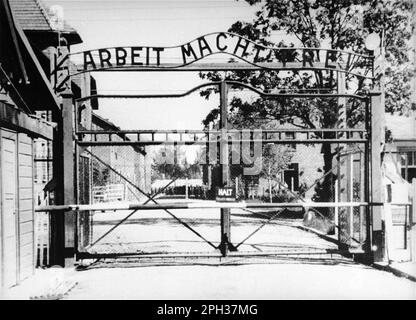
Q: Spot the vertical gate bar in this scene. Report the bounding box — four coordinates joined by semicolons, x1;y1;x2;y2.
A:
219;80;232;256
411;179;416;262
46;210;50;266
74;101;80;258
384;203;393;261
348;154;354;241
364;98;372;259
337;70;348;248
359;151;364;243
50;107;65;266
334;180;339;239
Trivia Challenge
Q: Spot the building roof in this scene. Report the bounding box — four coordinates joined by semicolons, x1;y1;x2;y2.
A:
385;112;416;141
1;0;60;113
92;112;121;131
91;112;146;155
9;0;82;44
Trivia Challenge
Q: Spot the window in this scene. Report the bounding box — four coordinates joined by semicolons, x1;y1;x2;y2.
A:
34;136;53;184
400;150;416;182
285;132;296;150
284;163;299;191
285;132;295;140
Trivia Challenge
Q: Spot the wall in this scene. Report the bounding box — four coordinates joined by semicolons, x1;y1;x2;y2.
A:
89;118;151;202
17;133;35;281
291;144;324;199
0;129;35;288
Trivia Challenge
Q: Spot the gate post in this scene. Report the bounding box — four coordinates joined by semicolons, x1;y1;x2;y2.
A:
411;179;416;262
49;93;75;267
218;81;234;256
370;92;386;263
62;92;76;266
50;108;65;266
49;44;76;267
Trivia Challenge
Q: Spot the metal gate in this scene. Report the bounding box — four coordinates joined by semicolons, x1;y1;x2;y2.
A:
37;32;390;265
72;81;371;263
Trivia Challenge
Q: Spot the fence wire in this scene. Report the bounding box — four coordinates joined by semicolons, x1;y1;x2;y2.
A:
76;133;368;256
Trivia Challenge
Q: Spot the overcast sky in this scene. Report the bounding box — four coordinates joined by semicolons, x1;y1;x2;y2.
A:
43;0;263;130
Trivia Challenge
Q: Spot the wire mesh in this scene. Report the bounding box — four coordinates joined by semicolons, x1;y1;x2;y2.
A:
76;133;368;256
76;142;221;255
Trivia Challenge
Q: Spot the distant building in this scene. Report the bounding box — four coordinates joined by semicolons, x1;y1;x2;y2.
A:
382;112;415;262
86;113;151;203
385;112;416;184
203;121;324;200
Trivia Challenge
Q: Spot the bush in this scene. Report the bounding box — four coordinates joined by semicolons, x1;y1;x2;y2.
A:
303;209;335;235
261;190;297;203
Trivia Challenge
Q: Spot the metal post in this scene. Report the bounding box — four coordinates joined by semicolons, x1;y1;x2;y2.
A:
185;177;188;199
363;98;372;259
235;176;238;198
348;154;354;240
219;81;234;256
74;101;79;259
360;151;366;244
49;108;65;266
337;70;349;248
62;92;75;266
334;180;339;239
411;179;416;262
384;202;393;262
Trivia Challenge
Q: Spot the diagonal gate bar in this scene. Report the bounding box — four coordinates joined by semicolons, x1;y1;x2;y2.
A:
235;209;286;249
84;149;217;250
88;177;179;249
232;149;363;249
273;172;362;246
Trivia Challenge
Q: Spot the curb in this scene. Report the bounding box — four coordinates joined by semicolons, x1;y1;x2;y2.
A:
373;263;416;282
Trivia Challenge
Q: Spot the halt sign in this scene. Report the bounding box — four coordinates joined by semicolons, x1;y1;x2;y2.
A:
216;187;236;202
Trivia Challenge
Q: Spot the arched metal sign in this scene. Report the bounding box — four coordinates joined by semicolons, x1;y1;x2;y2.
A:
51;32;375;93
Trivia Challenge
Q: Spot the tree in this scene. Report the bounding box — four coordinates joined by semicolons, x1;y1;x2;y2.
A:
151;146;204;181
200;0;414;209
261;143;294;202
151;146;187;181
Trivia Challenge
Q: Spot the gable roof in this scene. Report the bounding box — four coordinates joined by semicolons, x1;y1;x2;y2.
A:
92;112;121;132
9;0;82;44
0;0;28;85
91;113;146;155
1;0;60;113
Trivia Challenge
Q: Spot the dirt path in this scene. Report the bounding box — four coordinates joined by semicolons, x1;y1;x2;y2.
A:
85;199;336;255
65;263;416;299
61;200;416;299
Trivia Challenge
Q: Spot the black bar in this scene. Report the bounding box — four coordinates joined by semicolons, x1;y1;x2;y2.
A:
76;139;368;146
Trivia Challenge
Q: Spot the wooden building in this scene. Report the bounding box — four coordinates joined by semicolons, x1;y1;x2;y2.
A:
0;0;90;289
0;0;55;289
